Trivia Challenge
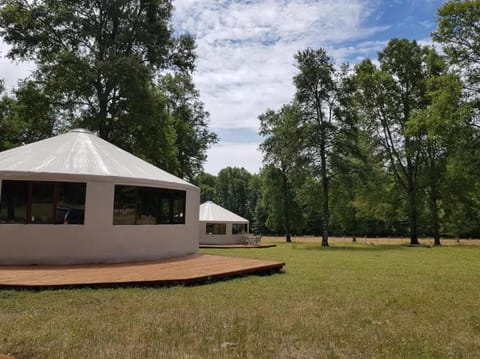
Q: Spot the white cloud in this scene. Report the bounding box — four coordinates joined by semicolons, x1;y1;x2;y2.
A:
204;141;263;175
0;40;36;92
174;0;387;131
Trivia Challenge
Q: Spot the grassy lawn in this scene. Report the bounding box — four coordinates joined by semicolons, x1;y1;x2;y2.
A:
1;241;479;358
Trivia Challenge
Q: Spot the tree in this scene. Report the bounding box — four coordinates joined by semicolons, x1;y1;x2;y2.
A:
259;105;305;241
195;172;217;204
293;48;336;246
0;80;60;151
355;39;439;245
408;72;468;245
0;0;216;176
433;0;480;117
160;74;218;181
215;167;252;220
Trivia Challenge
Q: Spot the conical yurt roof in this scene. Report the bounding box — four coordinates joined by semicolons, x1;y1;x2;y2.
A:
0;129;196;189
199;201;248;223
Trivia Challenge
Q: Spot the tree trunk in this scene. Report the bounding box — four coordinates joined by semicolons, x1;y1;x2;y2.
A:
320;135;329;247
281;171;292;243
429;167;441;246
352;205;357;243
407;175;420;245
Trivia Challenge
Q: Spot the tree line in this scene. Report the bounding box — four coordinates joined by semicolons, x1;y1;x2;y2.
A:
196;1;480;246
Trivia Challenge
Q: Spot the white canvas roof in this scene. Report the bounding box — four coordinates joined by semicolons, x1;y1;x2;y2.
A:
0;129;196;189
199;201;248;223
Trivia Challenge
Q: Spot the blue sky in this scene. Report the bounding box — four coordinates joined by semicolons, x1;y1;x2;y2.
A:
0;0;447;175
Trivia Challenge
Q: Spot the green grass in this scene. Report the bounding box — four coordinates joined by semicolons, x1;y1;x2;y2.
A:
1;243;480;358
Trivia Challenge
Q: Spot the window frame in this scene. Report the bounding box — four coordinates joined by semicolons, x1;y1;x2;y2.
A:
0;180;87;225
113;185;187;225
206;223;227;235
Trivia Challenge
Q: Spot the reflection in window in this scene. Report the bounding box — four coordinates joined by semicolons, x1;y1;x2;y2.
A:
0;181;28;224
56;182;86;224
113;185;186;225
206;223;227;235
113;186;137;225
0;180;86;225
30;182;55;224
232;223;248;235
137;187;159;225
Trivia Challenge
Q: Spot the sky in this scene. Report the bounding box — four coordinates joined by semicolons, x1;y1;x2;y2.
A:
0;0;448;175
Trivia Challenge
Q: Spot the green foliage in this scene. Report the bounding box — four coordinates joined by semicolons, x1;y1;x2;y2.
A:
259;105;306;238
0;80;60;151
433;0;480;89
195;171;217;203
215;167;252;220
160;74;218;180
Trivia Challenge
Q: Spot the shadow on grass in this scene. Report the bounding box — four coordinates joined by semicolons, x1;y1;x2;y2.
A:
291;244;420;252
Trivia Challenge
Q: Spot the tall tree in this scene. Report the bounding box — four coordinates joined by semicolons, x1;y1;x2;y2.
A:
408;72;468;245
0;0;216;175
294;48;336;246
433;0;480;121
160;74;218;181
215;167;252;220
355;39;438;245
259;105;305;241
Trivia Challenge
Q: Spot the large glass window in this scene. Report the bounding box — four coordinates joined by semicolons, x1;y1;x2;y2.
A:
232;223;248;235
113;185;186;225
0;180;86;225
206;223;227;235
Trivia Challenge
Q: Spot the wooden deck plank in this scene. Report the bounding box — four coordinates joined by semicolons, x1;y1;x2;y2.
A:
0;254;285;288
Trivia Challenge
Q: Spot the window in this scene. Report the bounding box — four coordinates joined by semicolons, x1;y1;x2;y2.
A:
113;185;186;225
206;223;227;235
232;223;248;235
0;180;86;225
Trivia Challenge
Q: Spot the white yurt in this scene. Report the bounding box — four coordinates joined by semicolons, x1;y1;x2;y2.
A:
199;201;249;245
0;129;200;265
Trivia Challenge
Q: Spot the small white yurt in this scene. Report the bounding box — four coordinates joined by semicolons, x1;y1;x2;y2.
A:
199;201;249;245
0;129;200;265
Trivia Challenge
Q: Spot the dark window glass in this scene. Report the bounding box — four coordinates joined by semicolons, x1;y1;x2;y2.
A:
56;182;86;224
137;187;158;225
113;186;137;225
172;191;186;224
206;223;227;235
0;180;28;224
113;185;186;225
232;223;248;234
158;190;171;224
30;182;55;224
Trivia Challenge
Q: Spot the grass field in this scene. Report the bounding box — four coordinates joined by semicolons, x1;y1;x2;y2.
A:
1;241;480;358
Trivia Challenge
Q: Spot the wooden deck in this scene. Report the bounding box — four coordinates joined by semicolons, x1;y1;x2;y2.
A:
0;254;285;288
200;244;277;249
